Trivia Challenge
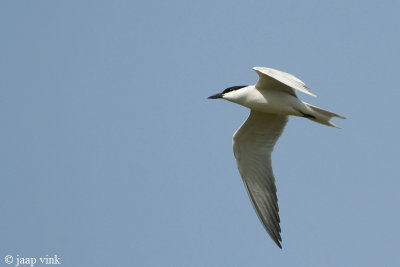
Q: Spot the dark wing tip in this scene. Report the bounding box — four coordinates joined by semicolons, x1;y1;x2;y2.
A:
275;238;282;249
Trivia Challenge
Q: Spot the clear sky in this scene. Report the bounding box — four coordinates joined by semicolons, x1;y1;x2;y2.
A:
1;1;399;266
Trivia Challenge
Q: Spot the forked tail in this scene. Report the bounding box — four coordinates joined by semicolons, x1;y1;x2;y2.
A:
303;102;346;128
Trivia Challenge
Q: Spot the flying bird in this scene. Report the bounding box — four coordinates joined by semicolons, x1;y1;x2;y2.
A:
208;67;345;248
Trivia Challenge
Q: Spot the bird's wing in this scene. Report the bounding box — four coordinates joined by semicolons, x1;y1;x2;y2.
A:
233;110;288;248
253;66;316;97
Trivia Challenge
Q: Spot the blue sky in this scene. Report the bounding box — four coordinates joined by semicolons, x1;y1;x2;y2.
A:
1;1;399;266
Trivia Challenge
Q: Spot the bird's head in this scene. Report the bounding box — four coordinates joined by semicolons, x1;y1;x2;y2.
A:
208;85;250;103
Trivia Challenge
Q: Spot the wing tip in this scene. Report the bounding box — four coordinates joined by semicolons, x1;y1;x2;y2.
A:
307;91;318;98
273;237;283;249
302;84;317;97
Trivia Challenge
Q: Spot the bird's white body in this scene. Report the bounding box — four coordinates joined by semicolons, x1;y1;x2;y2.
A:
209;67;345;248
222;67;345;127
224;85;308;116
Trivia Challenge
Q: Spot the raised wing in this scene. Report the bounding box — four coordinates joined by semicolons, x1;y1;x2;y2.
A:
253;66;316;97
233;110;288;248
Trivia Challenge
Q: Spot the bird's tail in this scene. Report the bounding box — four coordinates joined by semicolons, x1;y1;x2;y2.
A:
303;102;346;129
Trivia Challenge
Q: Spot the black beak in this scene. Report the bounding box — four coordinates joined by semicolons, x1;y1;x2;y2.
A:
208;93;223;99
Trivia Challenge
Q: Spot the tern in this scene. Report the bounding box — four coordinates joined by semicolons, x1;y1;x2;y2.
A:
208;67;345;248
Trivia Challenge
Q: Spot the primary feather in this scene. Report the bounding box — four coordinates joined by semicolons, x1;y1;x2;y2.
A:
233;111;288;248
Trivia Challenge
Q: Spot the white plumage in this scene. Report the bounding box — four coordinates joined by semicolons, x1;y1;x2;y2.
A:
209;67;345;248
